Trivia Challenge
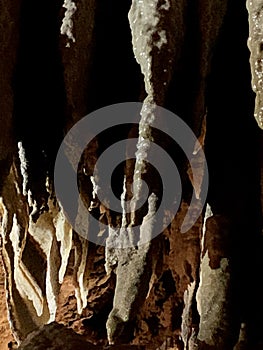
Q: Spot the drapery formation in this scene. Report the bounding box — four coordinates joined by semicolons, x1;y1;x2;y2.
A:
0;1;262;349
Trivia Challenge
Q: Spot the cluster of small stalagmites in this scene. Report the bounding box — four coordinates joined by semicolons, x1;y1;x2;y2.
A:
247;0;263;129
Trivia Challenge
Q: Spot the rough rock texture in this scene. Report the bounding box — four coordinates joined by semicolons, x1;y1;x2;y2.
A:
17;322;96;350
17;322;147;350
0;1;262;350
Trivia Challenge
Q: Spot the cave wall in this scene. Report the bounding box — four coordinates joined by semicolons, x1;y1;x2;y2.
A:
0;1;262;349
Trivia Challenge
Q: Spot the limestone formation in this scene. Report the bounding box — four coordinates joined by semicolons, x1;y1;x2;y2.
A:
247;0;263;129
0;1;262;350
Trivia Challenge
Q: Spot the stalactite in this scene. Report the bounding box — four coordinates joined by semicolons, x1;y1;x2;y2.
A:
0;1;262;348
0;145;75;341
60;0;96;126
60;0;77;47
128;0;185;103
192;0;228;132
106;0;184;344
128;0;184;217
247;0;263;129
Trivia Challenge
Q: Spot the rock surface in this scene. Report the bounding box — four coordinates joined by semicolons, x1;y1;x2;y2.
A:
17;322;147;350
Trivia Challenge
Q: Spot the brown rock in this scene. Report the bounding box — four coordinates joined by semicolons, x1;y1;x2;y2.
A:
17;322;147;350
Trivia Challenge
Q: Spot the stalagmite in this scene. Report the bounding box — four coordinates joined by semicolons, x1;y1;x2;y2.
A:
106;195;157;344
18;142;28;197
181;281;197;350
54;212;73;284
196;204;234;349
11;215;44;318
72;235;89;314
